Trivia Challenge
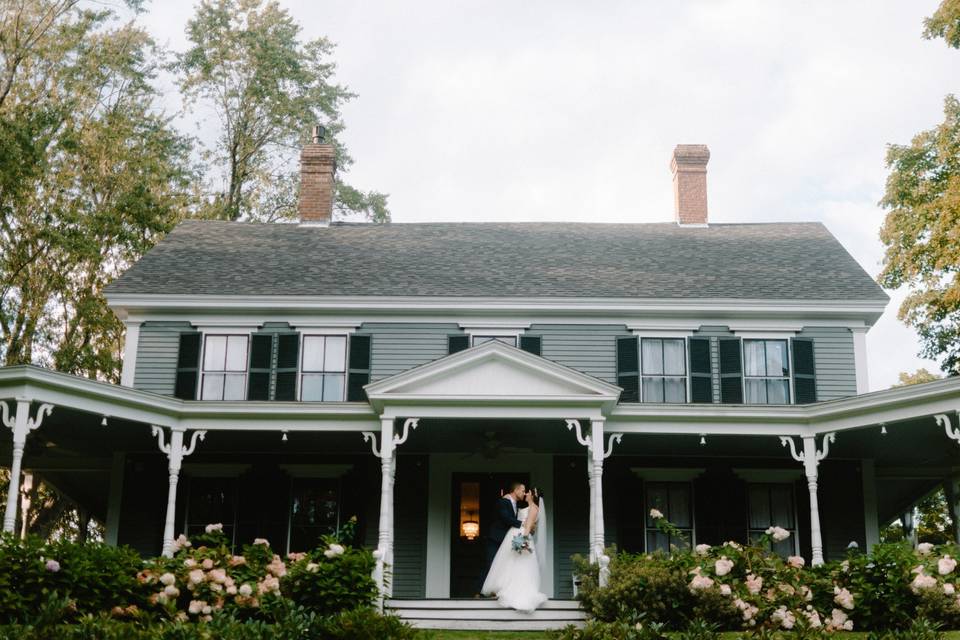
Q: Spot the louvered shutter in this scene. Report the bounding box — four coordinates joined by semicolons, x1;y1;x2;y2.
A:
174;333;202;400
791;338;817;404
718;338;743;404
689;337;713;403
519;335;542;356
247;334;273;400
448;335;470;354
274;333;300;401
616;336;640;403
347;334;372;401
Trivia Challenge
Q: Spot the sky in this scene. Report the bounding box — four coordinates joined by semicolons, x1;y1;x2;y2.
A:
141;0;960;391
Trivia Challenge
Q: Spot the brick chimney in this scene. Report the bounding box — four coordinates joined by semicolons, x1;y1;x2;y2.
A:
299;125;336;225
670;144;710;225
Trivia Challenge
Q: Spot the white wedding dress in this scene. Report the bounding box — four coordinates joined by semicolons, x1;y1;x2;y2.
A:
480;500;548;613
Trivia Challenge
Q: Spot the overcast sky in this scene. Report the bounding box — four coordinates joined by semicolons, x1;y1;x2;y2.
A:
143;1;960;391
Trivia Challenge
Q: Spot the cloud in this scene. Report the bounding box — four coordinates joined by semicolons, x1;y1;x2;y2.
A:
141;0;956;389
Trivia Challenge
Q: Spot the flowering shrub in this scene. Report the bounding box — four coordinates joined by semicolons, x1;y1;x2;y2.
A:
575;511;960;633
0;533;145;623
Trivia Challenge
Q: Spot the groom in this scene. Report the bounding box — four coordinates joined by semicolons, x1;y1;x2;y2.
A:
479;481;526;594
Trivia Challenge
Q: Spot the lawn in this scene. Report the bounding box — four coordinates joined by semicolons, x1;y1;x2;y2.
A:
417;633;960;640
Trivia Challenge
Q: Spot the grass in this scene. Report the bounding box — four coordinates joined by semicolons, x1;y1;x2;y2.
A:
417;632;960;640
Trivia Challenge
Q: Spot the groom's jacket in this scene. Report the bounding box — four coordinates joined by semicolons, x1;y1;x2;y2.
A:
488;497;523;543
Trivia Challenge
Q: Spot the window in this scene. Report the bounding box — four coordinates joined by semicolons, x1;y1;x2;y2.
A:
743;339;790;404
641;338;687;403
747;483;797;557
185;478;237;546
471;335;517;347
645;481;693;551
201;335;249;400
300;336;347;401
288;479;340;552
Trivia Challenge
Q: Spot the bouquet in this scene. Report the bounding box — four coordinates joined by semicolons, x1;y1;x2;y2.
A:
511;533;532;554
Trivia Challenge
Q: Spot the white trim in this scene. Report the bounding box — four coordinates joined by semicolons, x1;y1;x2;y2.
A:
198;332;251;401
734;331;797;340
852;327;869;394
458;322;531;331
107;293;888;326
120;322;140;388
292;324;359;333
630;467;705;482
300;333;349;402
635;335;690;404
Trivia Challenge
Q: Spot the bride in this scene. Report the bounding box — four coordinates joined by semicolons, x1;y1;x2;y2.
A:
481;488;548;613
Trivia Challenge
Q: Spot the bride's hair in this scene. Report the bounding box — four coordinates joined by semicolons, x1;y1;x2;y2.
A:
531;487;544;502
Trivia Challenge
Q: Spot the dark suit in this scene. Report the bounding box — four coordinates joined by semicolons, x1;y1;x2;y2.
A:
479;496;522;593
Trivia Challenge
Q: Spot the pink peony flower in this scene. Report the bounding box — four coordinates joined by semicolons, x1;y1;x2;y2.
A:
159;572;176;586
172;534;191;552
163;585;179;598
715;556;734;576
918;542;935;556
184;558;197;568
201;558;214;570
939;555;957;575
188;569;205;586
833;586;855;610
719;584;732;596
204;523;223;534
803;609;822;629
688;574;714;593
771;606;796;630
253;538;269;546
188;600;204;615
694;544;711;556
787;555;805;569
287;552;306;562
229;555;246;566
945;583;956;595
209;568;227;584
765;526;791;542
745;574;763;595
44;559;60;573
827;608;854;632
911;573;938;593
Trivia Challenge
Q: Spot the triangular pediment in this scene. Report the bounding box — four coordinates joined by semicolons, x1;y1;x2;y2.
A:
364;340;621;413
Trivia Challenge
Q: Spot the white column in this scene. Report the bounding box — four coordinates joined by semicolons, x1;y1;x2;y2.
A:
377;417;395;601
852;327;869;395
801;436;825;566
120;321;141;387
2;399;53;533
19;473;33;539
591;419;605;560
152;426;205;557
586;462;596;562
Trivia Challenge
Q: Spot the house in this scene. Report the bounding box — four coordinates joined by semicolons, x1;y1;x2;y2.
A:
3;137;960;630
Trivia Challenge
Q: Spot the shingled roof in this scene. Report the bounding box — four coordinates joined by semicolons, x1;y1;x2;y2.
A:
104;220;888;301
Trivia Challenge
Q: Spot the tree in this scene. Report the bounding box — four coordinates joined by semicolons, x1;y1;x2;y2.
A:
0;0;196;379
178;0;389;223
894;368;942;386
879;0;960;376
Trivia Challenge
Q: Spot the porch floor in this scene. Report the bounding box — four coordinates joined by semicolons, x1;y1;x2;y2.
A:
386;598;585;631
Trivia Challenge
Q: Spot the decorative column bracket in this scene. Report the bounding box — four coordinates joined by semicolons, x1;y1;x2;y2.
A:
779;432;836;567
152;426;206;557
1;399;54;533
566;419;592;449
936;413;960;445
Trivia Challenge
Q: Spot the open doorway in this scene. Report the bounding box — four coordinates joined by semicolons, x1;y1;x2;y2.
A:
449;471;529;598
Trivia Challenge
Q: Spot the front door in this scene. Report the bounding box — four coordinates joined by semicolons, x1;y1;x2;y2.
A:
449;471;530;598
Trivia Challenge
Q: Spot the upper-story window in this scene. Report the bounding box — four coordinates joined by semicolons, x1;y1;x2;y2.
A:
300;336;347;401
743;339;790;404
201;335;249;400
641;338;687;403
471;335;517;347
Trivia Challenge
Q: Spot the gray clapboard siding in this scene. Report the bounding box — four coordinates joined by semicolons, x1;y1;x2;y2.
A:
529;324;632;385
796;327;857;401
361;323;463;382
693;326;735;404
133;321;193;396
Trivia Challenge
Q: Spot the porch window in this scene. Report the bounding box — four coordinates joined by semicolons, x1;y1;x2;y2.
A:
200;335;249;400
641;338;687;403
300;336;347;401
645;481;693;551
288;479;340;551
185;478;237;546
747;483;797;557
471;335;517;347
743;339;790;404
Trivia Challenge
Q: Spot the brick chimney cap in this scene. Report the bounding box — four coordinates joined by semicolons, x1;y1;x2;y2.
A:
672;144;710;164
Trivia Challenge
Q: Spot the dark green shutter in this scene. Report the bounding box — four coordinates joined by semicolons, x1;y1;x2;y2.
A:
791;338;817;404
274;334;300;401
718;338;743;404
689;337;713;403
448;335;470;354
616;336;640;403
174;332;202;400
519;335;542;356
347;335;372;401
247;334;273;400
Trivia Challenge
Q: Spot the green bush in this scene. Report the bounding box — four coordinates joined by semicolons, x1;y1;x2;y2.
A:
0;533;145;623
282;545;377;616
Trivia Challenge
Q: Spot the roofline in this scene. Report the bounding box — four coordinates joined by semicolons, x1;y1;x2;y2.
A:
106;294;888;325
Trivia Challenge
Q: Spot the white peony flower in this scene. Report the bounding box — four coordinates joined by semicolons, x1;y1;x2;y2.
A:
764;526;791;542
945;583;956;595
833;586;855;610
324;543;345;558
204;523;223;534
163;585;179;598
238;584;253;597
188;600;203;615
159;572;176;586
719;584;732;596
715;556;734;577
918;542;935;556
649;508;664;520
828;608;854;632
787;555;805;569
771;606;796;630
694;544;711;556
188;569;205;585
745;574;763;595
253;538;270;546
939;555;958;575
688;574;714;592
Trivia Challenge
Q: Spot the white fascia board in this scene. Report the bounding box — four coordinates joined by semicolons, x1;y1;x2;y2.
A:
107;293;887;325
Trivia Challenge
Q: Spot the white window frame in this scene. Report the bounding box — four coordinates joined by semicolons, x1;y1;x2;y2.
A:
632;331;692;404
299;334;349;402
742;337;793;405
199;333;251;401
